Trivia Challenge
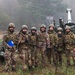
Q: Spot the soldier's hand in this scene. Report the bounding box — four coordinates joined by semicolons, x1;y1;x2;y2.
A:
7;45;12;49
73;48;75;51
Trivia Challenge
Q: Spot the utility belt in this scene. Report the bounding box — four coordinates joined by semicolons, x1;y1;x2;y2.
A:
66;43;73;45
46;42;55;48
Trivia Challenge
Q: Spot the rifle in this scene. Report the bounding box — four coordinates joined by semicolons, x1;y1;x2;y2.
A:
59;18;65;34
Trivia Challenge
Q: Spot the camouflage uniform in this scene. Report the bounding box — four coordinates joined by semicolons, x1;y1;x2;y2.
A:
57;27;64;65
28;27;38;69
71;49;75;65
38;24;49;66
47;24;58;65
17;25;29;71
3;23;17;71
64;26;75;65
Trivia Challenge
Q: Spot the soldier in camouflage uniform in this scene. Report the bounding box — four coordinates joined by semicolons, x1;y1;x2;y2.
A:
64;26;75;66
47;24;58;65
28;27;38;69
57;27;64;66
17;25;29;71
3;23;17;72
37;24;49;67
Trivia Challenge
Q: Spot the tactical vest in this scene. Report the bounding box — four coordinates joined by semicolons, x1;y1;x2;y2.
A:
65;32;74;45
65;32;75;50
5;31;17;44
48;32;56;45
58;37;64;46
29;34;38;46
18;32;29;46
38;32;47;42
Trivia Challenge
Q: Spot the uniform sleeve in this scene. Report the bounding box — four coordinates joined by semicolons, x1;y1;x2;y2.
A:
72;33;75;47
46;33;50;45
46;33;49;41
3;35;8;48
54;33;58;47
71;33;75;39
37;31;40;39
13;33;18;45
17;33;23;44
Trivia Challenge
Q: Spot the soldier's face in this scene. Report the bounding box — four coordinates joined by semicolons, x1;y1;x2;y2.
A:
9;27;14;32
49;27;54;31
31;30;36;34
22;29;27;34
41;27;45;32
58;31;62;34
58;31;62;37
22;29;27;32
66;29;70;32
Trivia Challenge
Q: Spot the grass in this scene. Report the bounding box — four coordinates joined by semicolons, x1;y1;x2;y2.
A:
0;54;75;75
0;39;2;43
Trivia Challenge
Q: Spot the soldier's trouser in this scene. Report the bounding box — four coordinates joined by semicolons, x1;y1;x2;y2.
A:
47;48;57;65
38;46;47;66
4;50;16;71
72;56;75;65
28;46;38;67
19;48;28;70
56;51;63;65
65;50;71;65
46;48;51;63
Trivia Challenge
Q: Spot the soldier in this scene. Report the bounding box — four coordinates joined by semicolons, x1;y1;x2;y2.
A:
64;26;75;66
3;23;17;72
38;24;49;67
28;27;38;69
17;25;29;71
47;24;58;65
57;27;64;66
